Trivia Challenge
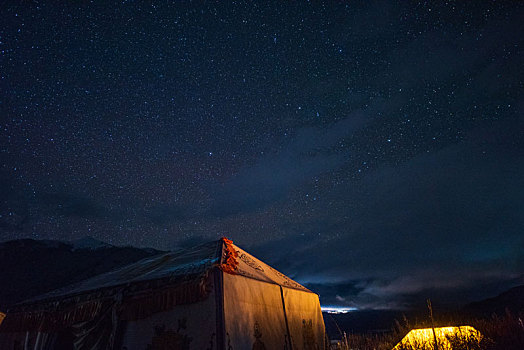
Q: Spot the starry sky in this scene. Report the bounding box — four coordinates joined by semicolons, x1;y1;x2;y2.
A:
1;1;523;310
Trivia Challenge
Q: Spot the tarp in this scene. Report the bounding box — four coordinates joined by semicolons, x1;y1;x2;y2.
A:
1;241;221;333
221;239;325;350
120;286;217;350
0;238;326;350
283;287;326;349
223;273;290;349
27;240;221;304
393;326;483;350
229;243;312;293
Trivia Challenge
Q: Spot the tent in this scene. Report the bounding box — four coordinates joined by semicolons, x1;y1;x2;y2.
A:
0;238;326;349
0;312;5;327
393;326;483;350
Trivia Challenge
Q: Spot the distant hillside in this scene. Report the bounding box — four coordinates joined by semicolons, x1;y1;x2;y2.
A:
324;286;524;338
463;285;524;318
324;310;407;338
0;237;161;310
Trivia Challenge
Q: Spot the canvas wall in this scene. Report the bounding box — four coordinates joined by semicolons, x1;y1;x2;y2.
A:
222;273;290;349
119;289;217;350
282;287;326;350
0;330;71;350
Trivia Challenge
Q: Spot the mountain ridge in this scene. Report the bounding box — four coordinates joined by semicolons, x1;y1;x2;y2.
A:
0;237;162;310
462;284;524;318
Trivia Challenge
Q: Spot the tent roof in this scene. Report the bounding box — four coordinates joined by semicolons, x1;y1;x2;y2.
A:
27;239;219;304
22;238;310;307
393;326;482;350
1;238;313;333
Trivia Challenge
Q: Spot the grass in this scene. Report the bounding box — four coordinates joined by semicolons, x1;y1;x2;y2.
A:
330;310;524;350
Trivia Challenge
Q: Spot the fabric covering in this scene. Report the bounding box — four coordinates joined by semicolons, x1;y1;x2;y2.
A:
282;287;326;350
1;241;219;333
0;331;56;350
0;238;326;350
393;326;483;350
29;240;220;303
120;288;216;350
223;240;311;293
223;273;290;349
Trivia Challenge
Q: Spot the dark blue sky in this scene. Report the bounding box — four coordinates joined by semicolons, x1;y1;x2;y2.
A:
1;1;523;309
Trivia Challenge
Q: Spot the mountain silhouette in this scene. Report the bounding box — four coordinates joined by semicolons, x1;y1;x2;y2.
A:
0;237;161;311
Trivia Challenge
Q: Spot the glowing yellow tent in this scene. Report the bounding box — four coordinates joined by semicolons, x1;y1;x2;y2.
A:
0;238;326;349
0;312;5;327
393;326;482;350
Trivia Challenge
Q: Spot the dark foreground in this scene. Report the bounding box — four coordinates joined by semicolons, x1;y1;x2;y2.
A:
326;310;524;350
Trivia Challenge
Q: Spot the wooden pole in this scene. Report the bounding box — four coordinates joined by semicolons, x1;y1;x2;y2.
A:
427;299;439;350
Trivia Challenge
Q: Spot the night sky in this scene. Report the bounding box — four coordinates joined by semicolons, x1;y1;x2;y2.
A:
1;1;523;310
